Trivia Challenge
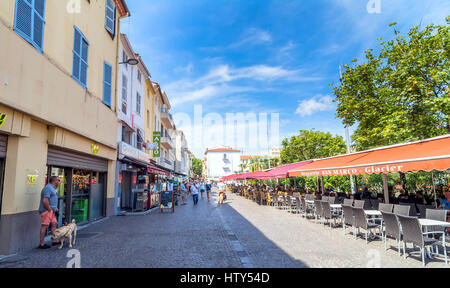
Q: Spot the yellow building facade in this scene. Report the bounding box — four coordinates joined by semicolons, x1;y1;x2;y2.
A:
0;0;129;255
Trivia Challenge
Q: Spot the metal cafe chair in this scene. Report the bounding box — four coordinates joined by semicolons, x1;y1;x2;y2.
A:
322;201;340;228
353;207;382;244
314;200;323;224
393;204;410;217
397;214;448;266
379;203;394;213
380;211;402;256
343;199;354;207
354;200;365;209
342;204;355;237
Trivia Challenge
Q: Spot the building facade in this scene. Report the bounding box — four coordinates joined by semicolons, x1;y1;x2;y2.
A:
0;0;129;255
115;34;151;214
203;147;241;180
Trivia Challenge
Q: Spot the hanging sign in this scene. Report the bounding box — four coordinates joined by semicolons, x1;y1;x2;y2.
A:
153;132;161;158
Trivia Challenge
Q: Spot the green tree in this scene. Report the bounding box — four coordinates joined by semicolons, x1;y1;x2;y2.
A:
192;158;203;177
280;130;347;164
334;18;450;150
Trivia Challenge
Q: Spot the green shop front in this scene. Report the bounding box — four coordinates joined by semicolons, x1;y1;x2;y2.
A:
46;146;108;226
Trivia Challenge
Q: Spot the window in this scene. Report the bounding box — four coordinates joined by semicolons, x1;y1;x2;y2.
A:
105;0;116;36
122;51;128;69
147;110;150;128
136;92;141;115
121;74;127;114
102;62;112;107
137;70;142;82
72;27;89;88
14;0;46;52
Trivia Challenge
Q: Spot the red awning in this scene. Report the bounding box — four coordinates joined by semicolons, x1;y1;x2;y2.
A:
289;135;450;177
148;166;170;176
264;161;313;179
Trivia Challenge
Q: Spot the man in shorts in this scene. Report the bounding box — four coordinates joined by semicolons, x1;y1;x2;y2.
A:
38;176;61;249
206;181;212;202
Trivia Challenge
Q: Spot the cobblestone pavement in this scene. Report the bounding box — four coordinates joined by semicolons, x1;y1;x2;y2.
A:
0;190;448;268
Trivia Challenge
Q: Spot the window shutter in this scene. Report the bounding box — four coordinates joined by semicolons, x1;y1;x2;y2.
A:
72;27;89;87
103;63;112;107
15;0;33;38
105;0;116;35
72;29;81;80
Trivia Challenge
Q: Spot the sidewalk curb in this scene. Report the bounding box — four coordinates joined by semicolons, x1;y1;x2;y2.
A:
118;206;160;216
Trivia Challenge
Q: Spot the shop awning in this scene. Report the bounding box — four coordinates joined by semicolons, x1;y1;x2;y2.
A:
288;135;450;177
148;165;170;176
245;171;273;180
264;161;313;179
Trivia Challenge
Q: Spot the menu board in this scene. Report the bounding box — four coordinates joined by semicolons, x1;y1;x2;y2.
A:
160;191;175;213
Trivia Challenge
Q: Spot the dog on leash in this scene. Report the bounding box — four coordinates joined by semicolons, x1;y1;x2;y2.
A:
52;220;77;249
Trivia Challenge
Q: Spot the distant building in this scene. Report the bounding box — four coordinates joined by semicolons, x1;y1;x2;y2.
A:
203;146;241;180
269;148;282;158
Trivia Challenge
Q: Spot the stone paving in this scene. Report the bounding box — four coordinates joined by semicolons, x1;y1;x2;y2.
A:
0;190;448;268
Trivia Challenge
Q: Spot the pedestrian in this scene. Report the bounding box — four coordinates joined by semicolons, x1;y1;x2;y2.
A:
38;176;61;249
191;180;200;205
200;180;206;199
206;181;212;202
180;181;187;205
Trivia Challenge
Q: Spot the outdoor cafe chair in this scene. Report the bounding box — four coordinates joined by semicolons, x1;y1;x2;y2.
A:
380;211;402;256
417;205;435;219
353;207;382;244
342;204;355;237
301;198;313;219
396;214;448;266
370;199;380;210
363;199;372;210
426;209;449;254
322;196;329;202
343;199;354;207
327;196;336;204
379;203;394;213
322;201;340;228
400;202;418;217
314;200;323;224
354;200;365;209
295;196;303;216
305;194;314;201
394;204;411;216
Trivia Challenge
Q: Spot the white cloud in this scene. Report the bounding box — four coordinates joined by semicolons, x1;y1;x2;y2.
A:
167;64;321;107
295;95;336;117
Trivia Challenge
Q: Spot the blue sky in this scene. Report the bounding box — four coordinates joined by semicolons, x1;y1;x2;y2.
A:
121;0;449;157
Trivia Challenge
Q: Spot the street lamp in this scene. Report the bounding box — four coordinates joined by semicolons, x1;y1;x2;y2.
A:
119;58;139;66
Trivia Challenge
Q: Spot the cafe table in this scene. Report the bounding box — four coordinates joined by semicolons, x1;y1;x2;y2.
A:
418;219;450;259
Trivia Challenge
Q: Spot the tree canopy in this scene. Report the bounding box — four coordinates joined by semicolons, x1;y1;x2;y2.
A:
192;158;203;177
333;17;450;150
280;130;347;164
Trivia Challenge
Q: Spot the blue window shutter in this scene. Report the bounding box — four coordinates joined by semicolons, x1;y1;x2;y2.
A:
15;0;33;38
103;62;112;107
14;0;45;51
105;0;116;35
72;27;89;88
32;0;45;49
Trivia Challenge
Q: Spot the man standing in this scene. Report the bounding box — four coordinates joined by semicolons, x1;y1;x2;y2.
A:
206;181;212;202
38;176;60;249
191;180;200;206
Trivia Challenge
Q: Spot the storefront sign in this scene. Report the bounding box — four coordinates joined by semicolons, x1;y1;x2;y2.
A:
297;164;405;177
119;142;150;163
0;113;7;128
153;132;161;158
91;143;100;155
